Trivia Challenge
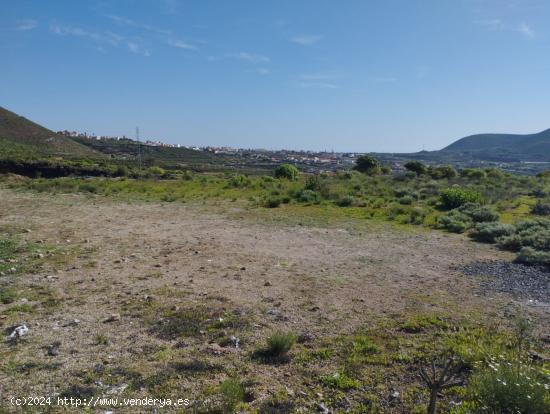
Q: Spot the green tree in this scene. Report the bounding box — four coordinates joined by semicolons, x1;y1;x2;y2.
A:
404;160;427;176
274;163;299;180
353;155;381;175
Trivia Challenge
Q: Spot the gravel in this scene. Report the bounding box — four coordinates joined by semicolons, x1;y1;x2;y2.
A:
459;260;549;303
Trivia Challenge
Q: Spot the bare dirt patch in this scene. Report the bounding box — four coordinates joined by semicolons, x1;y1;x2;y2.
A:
0;189;546;412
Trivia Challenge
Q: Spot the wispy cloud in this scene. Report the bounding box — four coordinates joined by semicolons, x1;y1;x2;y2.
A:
475;18;535;38
299;73;339;89
290;34;322;46
165;38;198;50
368;76;397;83
50;24;150;56
106;14;170;35
517;22;535;38
106;14;199;50
227;52;271;64
475;19;504;31
247;67;270;75
16;19;37;31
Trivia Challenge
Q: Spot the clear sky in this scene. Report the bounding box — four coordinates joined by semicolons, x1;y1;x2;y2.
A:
2;0;549;152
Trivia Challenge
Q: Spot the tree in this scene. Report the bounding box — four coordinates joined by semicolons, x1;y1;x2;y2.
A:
274;163;299;180
353;155;380;175
404;160;427;176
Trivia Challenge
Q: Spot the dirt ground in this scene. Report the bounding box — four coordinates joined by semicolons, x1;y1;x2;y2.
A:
0;189;547;413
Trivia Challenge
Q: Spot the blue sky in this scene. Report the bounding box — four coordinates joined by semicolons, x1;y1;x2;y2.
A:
2;0;550;152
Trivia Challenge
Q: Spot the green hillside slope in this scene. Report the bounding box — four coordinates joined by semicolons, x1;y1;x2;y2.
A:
0;106;99;158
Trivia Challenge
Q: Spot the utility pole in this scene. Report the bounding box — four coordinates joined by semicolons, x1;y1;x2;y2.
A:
136;126;142;173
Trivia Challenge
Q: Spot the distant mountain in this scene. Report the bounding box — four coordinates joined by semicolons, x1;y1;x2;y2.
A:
440;128;550;162
0;106;98;158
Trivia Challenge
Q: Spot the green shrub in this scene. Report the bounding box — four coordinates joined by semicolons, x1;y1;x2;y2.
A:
531;201;550;216
296;189;321;204
265;198;281;208
440;188;483;209
398;195;414;205
78;183;98;193
0;287;18;304
470;222;514;243
458;203;499;223
336;195;354;207
429;165;458;179
229;175;250;188
460;168;487;179
353;155;381;175
404;160;428;176
438;210;471;233
274;164;299;180
515;247;550;266
219;378;245;411
462;359;549;414
320;372;360;390
263;331;296;358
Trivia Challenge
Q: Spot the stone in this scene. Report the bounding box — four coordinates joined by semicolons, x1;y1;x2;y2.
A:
103;314;120;323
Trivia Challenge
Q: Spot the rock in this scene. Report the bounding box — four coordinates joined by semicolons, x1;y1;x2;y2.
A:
25;228;32;233
297;331;316;343
264;281;272;286
6;324;29;340
229;335;240;348
389;390;400;401
316;402;329;413
103;314;120;323
47;342;60;356
240;266;246;271
106;384;128;395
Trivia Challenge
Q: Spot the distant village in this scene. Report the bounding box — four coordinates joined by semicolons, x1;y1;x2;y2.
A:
56;129;393;172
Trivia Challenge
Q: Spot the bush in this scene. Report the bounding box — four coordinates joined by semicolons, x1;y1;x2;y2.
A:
429;165;458;179
274;164;299;180
219;378;245;411
336;195;355;207
458;203;499;223
404;161;428;176
440;188;483;209
438;210;471;233
470;222;514;243
461;168;487;179
531;201;550;216
353;155;381;175
263;331;296;358
463;359;549;414
295;189;321;204
229;175;250;188
398;195;414;205
265;198;281;208
515;247;550;266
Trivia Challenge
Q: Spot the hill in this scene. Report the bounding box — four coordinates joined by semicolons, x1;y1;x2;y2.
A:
0;106;99;158
440;128;550;162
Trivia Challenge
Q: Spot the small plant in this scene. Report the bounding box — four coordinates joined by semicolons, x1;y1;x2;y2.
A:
320;372;360;390
94;333;109;345
463;358;549;414
515;247;550;266
259;330;296;359
219;378;245;411
419;357;462;414
0;287;18;304
265;197;281;208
